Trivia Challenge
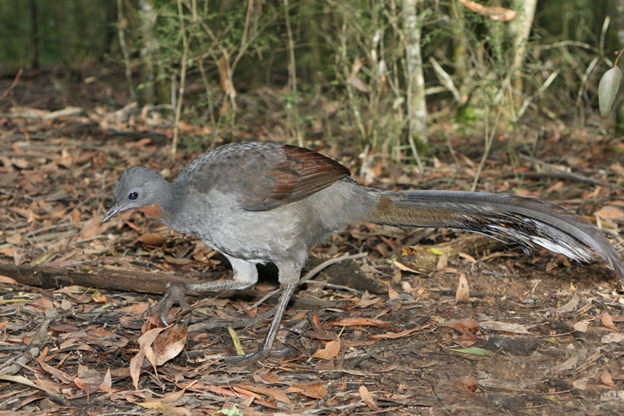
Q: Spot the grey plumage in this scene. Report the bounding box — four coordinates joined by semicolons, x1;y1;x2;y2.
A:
102;142;624;363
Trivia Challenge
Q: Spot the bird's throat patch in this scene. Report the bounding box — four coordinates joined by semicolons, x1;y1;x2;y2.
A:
138;203;162;218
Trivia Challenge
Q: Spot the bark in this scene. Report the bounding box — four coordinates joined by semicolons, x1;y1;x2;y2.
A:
402;0;428;157
138;0;159;105
510;0;538;104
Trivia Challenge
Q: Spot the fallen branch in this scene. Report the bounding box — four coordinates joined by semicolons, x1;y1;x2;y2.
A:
0;262;340;311
0;263;194;294
520;154;624;191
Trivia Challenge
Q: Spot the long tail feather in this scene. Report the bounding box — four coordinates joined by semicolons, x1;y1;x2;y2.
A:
371;190;624;280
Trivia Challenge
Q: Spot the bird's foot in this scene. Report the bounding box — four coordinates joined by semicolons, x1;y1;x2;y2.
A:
220;346;295;366
145;284;191;326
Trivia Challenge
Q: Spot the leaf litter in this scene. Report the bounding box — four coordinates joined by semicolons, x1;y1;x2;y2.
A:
0;67;624;414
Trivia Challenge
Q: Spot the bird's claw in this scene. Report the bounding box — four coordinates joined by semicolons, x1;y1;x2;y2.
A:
144;284;191;326
219;346;295;367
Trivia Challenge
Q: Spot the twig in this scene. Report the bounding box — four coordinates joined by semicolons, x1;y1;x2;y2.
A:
247;252;368;310
429;57;461;102
519;154;624;191
471;99;504;191
0;68;22;101
517;70;559;119
0;313;54;376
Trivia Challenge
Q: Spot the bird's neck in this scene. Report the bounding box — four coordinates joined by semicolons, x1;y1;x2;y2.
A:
157;179;187;224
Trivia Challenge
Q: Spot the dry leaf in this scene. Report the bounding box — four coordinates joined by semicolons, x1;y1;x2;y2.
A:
573;320;590;332
601;313;620;332
328;317;390;327
312;339;341;360
458;0;517;21
145;322;188;367
440;318;479;334
436;249;448;270
348;59;370;93
596;206;624;223
130;349;146;390
217;55;236;97
387;282;399;299
301;383;328;399
370;327;421;339
393;261;421;274
556;292;579;313
164;255;192;265
602;333;624;344
600;372;618;389
0;275;17;284
455;274;470;303
99;368;113;392
454;376;478;397
138;233;166;246
239;383;292;404
479;320;530;334
359;385;378;409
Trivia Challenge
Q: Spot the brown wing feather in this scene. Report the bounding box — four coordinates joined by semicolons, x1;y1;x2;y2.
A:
244;144;351;211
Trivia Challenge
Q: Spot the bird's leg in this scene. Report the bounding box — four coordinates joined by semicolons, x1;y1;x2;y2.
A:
150;256;258;326
150;278;256;326
223;283;297;365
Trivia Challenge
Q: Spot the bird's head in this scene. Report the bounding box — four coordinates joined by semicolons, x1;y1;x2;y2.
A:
102;166;166;223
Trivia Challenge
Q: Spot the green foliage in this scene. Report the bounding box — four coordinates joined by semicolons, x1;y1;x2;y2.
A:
0;0;112;68
1;0;616;158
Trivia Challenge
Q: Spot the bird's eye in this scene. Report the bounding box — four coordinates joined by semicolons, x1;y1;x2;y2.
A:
128;192;139;201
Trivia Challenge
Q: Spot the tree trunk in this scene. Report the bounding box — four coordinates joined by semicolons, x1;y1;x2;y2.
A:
138;0;159;105
510;0;538;106
402;0;427;160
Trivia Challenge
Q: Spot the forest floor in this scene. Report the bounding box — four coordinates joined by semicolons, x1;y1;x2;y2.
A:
1;66;624;415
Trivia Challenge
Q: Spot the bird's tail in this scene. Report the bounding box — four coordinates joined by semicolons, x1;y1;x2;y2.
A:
368;190;624;280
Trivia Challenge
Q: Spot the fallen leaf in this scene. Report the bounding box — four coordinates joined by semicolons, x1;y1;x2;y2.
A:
595;206;624;226
387;282;399;299
556;292;579;313
479;320;530;334
359;385;378;410
436;249;449;270
301;383;328;399
130;349;145;390
138;233;166;246
454;376;478;397
328;317;390;327
572;378;588;390
602;333;624;344
440;318;479;334
601;372;618;389
239;383;292;404
312;339;341;360
99;368;113;392
393;261;422;274
453;347;491;356
602;313;620;332
455;274;469;303
370;327;421;339
145;322;188;367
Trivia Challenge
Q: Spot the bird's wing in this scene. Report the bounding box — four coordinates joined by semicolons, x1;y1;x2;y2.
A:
187;143;351;211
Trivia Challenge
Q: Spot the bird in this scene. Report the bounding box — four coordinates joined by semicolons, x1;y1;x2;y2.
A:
102;141;624;363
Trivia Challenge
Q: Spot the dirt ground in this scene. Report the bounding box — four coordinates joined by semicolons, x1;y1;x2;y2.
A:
1;67;624;415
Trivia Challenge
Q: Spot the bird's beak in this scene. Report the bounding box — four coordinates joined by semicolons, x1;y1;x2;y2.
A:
102;204;125;224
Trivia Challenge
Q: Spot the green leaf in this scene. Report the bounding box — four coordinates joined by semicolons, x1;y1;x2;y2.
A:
228;327;245;356
454;347;492;356
598;67;622;117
